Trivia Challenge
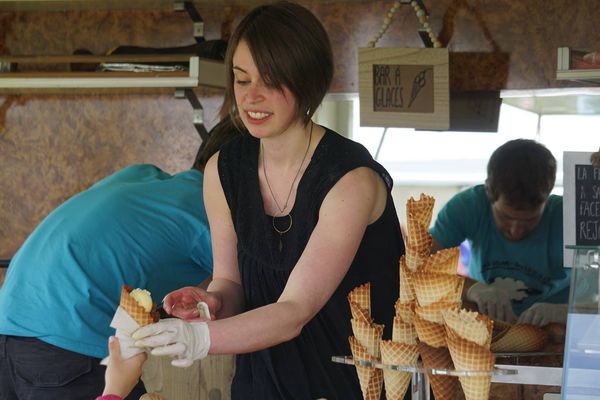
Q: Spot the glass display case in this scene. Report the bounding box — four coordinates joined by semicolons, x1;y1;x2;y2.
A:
562;245;600;399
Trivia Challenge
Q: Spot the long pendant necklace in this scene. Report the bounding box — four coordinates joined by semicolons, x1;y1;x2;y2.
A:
262;122;313;252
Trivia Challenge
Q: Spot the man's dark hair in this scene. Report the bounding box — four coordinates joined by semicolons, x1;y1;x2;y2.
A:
193;115;246;171
485;139;557;209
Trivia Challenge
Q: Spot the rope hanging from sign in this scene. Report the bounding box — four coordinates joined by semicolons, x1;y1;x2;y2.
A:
368;0;442;49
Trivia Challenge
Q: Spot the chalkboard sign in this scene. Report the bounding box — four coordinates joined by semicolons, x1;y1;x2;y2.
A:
564;152;596;266
575;164;600;245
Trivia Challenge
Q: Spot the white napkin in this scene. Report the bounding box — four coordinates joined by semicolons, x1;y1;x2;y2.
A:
100;306;147;365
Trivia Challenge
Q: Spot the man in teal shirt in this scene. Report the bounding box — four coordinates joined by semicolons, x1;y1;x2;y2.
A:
0;117;241;399
430;139;570;325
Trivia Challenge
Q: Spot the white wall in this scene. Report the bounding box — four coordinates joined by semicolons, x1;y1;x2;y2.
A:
392;184;465;229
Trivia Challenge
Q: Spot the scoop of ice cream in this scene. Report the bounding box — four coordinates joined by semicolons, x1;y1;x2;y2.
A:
129;288;153;313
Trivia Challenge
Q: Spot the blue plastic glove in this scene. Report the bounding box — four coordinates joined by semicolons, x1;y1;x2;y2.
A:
132;318;210;368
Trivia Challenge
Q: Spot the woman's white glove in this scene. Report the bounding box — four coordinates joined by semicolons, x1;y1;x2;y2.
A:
466;282;517;323
132;318;210;368
517;303;568;326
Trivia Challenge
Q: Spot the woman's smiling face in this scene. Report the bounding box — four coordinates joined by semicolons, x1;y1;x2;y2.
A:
232;40;298;139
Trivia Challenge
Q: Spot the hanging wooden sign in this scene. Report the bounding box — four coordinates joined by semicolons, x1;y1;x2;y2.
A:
358;47;449;130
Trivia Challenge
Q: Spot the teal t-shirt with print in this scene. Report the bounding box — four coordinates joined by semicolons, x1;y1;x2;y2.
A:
430;184;570;315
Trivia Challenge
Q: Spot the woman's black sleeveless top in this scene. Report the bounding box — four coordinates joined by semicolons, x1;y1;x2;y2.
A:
218;128;405;399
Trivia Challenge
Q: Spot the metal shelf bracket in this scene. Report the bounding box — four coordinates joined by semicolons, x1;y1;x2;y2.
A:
174;2;205;43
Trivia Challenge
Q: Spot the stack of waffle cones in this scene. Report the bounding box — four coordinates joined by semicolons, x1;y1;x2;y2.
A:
346;193;500;400
348;283;384;400
403;194;462;400
411;249;463;400
375;298;419;400
370;194;437;400
120;285;160;326
405;194;434;273
443;308;495;400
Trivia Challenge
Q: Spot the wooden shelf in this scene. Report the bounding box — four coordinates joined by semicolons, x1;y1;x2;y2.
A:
0;54;226;93
0;0;188;11
0;0;375;12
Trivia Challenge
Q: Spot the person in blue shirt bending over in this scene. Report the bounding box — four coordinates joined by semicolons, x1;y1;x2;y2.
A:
430;139;570;326
0;116;242;400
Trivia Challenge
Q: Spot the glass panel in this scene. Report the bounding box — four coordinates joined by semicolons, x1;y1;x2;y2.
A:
562;246;600;399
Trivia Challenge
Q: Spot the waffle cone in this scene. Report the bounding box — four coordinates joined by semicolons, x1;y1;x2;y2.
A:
399;256;415;303
349;300;372;325
417;342;458;400
381;339;419;366
414;314;447;348
120;285;159;327
422;247;460;275
405;244;430;272
446;330;495;400
436;278;465;304
460;375;492;400
446;329;495;371
415;301;461;324
394;299;415;324
490;324;547;353
348;283;371;315
351;318;383;358
392;317;417;345
491;318;513;334
413;272;464;306
443;308;493;347
349;336;383;400
380;340;418;400
406;193;435;227
407;217;432;252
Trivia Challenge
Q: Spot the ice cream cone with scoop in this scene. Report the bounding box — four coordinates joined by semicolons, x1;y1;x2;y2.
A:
101;285;160;365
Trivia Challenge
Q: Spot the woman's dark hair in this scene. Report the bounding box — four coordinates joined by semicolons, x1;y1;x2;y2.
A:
193;115;246;171
485;139;557;209
224;1;333;129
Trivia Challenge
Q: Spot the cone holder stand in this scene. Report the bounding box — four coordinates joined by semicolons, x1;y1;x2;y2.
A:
332;355;517;400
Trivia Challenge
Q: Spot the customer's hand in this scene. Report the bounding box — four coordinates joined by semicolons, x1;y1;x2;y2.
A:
103;336;147;398
466;282;517;323
133;318;210;368
163;286;220;321
517;303;568;326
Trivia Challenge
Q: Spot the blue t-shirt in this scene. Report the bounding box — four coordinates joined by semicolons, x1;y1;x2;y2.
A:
0;164;212;358
430;184;570;314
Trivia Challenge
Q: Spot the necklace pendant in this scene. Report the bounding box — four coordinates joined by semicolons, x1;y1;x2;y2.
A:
272;214;293;252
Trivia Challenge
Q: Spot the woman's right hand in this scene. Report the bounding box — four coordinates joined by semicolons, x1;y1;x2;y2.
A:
163;286;221;321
